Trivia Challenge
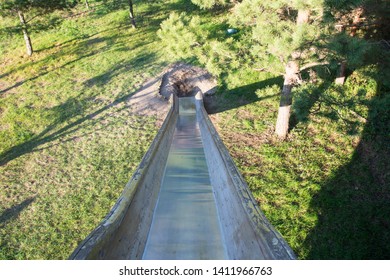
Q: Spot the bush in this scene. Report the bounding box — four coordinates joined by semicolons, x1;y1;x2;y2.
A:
157;12;204;60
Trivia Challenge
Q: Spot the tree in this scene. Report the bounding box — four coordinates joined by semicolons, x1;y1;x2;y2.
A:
84;0;90;11
157;13;204;60
108;0;136;28
159;1;327;139
232;0;327;139
158;0;382;140
325;0;389;84
157;12;237;76
127;0;136;28
0;0;73;56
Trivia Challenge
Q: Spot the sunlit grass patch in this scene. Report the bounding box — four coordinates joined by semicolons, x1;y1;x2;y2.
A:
0;0;182;259
210;66;390;259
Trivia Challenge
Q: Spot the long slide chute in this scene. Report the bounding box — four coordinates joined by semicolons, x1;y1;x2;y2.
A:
70;91;295;260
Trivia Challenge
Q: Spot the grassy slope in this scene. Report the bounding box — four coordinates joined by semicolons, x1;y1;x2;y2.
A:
0;0;187;259
1;0;389;260
208;65;390;259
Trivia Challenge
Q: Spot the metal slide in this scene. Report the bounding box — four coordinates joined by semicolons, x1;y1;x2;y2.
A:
70;93;295;260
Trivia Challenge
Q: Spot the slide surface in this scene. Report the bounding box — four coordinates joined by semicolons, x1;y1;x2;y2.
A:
70;95;295;260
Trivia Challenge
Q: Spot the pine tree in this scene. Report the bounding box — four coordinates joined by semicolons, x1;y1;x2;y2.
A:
232;0;327;139
325;0;387;84
157;12;238;76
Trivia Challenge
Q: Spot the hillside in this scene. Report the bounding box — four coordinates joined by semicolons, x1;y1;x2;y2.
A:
1;0;389;259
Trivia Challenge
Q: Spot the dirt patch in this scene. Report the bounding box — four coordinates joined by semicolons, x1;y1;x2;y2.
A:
159;62;217;101
125;76;170;126
126;63;217;126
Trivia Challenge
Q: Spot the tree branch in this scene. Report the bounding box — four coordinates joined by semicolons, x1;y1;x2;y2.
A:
335;20;382;29
300;61;329;72
26;13;45;23
252;67;283;76
253;67;266;72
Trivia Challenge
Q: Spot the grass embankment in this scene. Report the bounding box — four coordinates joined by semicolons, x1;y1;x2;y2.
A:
1;0;389;260
208;65;390;259
0;0;192;259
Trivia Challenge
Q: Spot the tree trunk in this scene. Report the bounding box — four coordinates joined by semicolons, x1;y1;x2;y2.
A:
275;60;299;139
274;9;310;139
17;10;33;56
335;60;347;85
335;7;363;84
350;7;364;37
296;9;310;24
85;0;90;10
128;0;136;28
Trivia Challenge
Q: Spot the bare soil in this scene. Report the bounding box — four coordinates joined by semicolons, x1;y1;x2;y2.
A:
127;63;217;127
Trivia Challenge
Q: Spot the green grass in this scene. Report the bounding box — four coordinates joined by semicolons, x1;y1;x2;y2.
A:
0;0;186;259
1;0;389;260
209;65;390;259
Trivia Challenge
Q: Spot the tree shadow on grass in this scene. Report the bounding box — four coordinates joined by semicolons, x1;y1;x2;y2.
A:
83;52;155;87
0;33;131;94
285;41;390;258
0;52;158;166
34;25;126;53
0;13;63;38
302;66;390;259
204;76;283;114
117;0;212;34
88;0;198;28
0;50;97;94
0;197;36;227
289;80;332;132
